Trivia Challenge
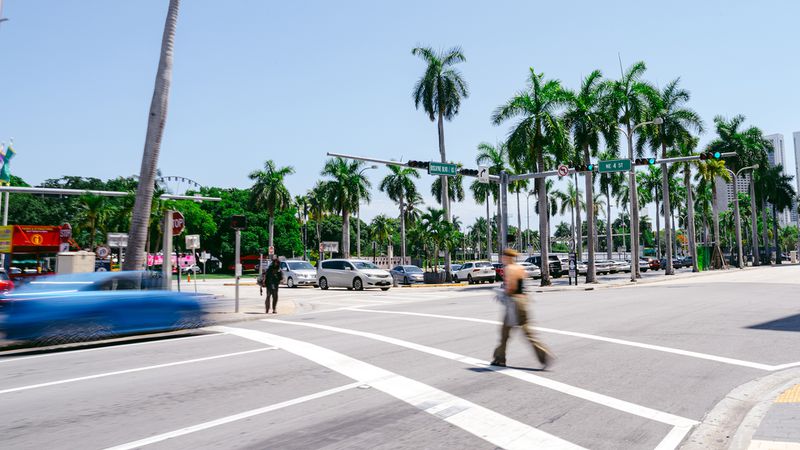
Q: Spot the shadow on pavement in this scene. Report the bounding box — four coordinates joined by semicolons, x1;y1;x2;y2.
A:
467;365;545;373
747;313;800;332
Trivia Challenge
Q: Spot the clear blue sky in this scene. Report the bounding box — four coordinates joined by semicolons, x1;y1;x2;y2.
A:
1;0;798;228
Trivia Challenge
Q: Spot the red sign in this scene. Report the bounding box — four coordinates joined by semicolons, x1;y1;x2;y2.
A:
172;211;185;235
12;225;64;251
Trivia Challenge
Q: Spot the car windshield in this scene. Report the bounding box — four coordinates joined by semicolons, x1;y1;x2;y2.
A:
475;262;492;267
404;266;423;273
288;261;314;270
353;261;380;270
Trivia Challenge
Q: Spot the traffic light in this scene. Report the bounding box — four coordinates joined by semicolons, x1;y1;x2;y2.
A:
458;168;479;176
574;163;595;172
230;215;247;230
699;151;722;160
407;160;430;169
634;157;656;165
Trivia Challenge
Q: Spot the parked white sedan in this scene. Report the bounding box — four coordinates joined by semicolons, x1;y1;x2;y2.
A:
519;262;541;279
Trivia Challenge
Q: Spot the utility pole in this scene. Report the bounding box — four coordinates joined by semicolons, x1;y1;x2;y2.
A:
234;229;241;313
161;211;173;290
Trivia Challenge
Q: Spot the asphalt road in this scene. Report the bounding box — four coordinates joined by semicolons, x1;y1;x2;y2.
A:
2;265;799;449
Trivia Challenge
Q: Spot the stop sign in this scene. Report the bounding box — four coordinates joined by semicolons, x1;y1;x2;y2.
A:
172;211;186;235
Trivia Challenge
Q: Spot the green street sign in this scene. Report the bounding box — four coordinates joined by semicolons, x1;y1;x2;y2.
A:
428;161;458;176
598;159;632;173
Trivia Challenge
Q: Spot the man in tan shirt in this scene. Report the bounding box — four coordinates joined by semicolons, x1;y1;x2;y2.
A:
491;248;552;368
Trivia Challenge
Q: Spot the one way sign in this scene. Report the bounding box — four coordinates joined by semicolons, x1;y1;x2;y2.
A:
478;166;489;184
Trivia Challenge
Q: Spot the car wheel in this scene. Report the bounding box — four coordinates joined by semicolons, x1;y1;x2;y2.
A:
641;269;647;273
381;287;390;291
489;279;495;283
453;275;459;283
287;277;295;288
404;276;409;285
319;277;328;290
353;277;364;291
467;275;473;285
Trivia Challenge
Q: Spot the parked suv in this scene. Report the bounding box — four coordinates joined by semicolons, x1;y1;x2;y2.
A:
280;260;318;288
455;261;496;284
525;255;562;278
317;259;392;291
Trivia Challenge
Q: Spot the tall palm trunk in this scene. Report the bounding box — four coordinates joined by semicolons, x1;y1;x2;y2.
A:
399;195;406;261
750;178;759;266
654;192;660;259
516;191;522;251
342;209;351;258
123;0;180;271
605;187;613;259
627;126;642;277
536;150;551;286
761;199;769;264
661;145;674;274
436;111;452;279
712;184;721;246
773;205;781;265
496;194;502;252
268;211;275;248
574;173;582;259
685;168;699;272
486;192;492;260
584;146;596;282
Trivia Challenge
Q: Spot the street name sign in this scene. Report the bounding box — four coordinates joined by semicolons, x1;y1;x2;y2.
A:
599;159;631;173
428;162;458;176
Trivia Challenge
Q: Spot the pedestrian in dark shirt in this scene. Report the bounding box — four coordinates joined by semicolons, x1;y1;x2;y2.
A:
265;256;281;314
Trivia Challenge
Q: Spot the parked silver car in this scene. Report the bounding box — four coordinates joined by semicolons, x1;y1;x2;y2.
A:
518;262;541;279
389;265;424;284
592;259;614;275
454;261;495;284
280;260;317;288
317;259;392;291
610;260;631;273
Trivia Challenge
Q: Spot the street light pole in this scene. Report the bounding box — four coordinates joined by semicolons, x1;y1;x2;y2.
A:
726;165;759;269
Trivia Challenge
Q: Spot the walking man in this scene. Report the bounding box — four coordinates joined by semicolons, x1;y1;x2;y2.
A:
265;256;281;314
491;248;552;368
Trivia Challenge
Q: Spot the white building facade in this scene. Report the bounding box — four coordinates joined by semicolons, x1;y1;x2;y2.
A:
764;133;792;226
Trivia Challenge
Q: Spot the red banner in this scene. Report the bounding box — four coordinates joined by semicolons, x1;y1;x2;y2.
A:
11;225;64;252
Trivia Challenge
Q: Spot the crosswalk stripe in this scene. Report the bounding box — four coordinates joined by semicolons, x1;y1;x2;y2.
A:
214;325;585;450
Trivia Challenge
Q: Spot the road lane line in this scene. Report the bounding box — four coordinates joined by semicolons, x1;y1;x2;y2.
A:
214;325;585;450
0;332;227;364
103;382;362;450
0;347;275;395
261;319;698;429
654;425;693;450
347;308;777;371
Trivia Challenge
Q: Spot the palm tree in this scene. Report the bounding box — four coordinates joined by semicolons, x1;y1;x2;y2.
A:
553;181;585;252
379;165;420;261
669;137;700;271
420;207;447;274
510;176;529;251
249;160;295;249
476;141;508;239
696;159;732;268
763;165;795;264
647;78;704;274
320;158;371;258
412;45;469;278
307;183;327;257
431;172;465;206
564;70;617;281
708;115;771;265
492;69;570;286
124;0;180;271
598;150;626;258
637;166;663;257
470;179;494;260
370;215;394;257
607;61;658;277
77;194;108;250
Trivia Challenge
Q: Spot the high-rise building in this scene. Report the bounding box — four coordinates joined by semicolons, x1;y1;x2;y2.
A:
715;173;751;213
793;132;800;226
764;133;791;226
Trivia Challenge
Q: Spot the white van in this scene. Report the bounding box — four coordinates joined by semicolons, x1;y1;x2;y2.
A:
317;259;392;291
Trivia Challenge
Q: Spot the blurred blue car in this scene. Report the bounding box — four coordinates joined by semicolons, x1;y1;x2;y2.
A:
0;271;208;344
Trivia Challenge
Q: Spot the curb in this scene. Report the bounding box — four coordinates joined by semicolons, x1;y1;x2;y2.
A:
681;367;800;449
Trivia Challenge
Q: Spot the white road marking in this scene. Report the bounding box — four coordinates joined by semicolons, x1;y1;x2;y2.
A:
215;325;585;450
261;319;697;428
654;425;694;450
0;347;275;395
103;382;362;450
0;332;227;364
348;308;778;371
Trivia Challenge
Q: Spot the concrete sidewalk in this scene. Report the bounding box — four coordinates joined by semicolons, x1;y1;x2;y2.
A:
746;384;800;449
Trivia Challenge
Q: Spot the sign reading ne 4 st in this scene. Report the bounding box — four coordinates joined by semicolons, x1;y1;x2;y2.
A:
598;159;632;173
428;162;458;176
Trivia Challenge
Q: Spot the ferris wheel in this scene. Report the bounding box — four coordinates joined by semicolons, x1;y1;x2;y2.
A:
157;175;203;196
